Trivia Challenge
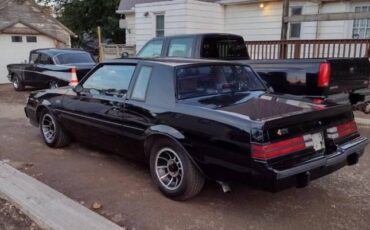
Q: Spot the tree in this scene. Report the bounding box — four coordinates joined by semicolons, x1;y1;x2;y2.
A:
37;0;124;44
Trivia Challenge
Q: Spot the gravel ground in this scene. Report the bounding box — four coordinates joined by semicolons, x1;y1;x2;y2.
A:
1;84;370;230
0;197;41;230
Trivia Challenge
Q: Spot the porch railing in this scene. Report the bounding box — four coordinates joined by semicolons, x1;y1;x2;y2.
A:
245;39;370;60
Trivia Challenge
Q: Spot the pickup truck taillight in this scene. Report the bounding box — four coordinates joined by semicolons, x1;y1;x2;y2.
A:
252;135;313;160
326;120;358;139
318;63;331;87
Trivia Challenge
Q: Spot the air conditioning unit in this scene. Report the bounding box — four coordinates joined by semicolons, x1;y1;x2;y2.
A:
119;19;127;29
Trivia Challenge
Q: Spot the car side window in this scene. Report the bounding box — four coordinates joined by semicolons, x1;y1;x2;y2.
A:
137;39;164;57
131;66;152;101
29;53;39;64
37;54;53;65
83;64;136;95
168;37;194;58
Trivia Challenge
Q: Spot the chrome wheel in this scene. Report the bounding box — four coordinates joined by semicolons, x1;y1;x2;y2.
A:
13;78;19;89
49;81;59;89
155;148;183;191
41;114;56;143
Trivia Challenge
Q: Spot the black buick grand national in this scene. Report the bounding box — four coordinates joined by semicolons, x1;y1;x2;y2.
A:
25;58;368;200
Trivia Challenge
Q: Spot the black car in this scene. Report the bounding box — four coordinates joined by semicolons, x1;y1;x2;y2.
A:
7;48;96;91
25;58;368;200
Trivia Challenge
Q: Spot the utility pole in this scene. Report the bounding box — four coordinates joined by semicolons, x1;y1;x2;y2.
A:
280;0;289;58
97;26;103;62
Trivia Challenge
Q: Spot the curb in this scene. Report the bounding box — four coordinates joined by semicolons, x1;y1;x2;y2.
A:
355;117;370;126
0;161;124;230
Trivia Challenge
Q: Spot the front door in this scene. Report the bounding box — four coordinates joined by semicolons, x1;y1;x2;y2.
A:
60;63;137;152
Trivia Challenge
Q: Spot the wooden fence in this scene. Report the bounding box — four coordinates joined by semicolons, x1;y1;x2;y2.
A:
102;44;136;60
246;39;370;60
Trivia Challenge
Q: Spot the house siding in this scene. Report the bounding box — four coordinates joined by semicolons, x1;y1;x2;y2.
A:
186;1;224;33
125;13;136;46
121;0;370;51
133;0;223;50
134;0;188;50
224;2;283;41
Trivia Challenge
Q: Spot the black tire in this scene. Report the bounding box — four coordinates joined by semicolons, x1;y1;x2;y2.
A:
149;138;205;200
12;74;24;91
363;103;370;114
49;81;59;89
39;110;71;148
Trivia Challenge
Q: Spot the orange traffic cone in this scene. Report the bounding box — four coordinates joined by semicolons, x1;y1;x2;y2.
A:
69;67;79;87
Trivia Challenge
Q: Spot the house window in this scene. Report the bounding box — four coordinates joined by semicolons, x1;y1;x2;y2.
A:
11;36;23;43
26;36;37;43
155;14;165;37
353;6;370;39
290;6;302;39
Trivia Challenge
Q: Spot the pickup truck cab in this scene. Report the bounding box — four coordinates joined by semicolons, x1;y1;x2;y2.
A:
25;58;368;200
7;48;96;91
136;33;370;113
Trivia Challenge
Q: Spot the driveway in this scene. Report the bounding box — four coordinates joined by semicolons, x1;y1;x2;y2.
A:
0;84;370;230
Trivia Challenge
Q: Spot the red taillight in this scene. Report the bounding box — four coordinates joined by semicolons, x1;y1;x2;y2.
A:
318;63;330;87
326;121;358;139
252;136;307;160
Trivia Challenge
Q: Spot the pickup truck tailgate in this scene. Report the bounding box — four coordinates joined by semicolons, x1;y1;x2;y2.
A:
328;58;370;94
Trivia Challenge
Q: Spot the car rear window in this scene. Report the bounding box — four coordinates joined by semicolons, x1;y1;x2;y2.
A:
54;52;95;64
176;64;265;99
201;36;249;59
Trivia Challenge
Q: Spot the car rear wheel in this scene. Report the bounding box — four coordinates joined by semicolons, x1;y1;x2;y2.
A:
40;110;70;148
12;75;24;91
149;138;205;200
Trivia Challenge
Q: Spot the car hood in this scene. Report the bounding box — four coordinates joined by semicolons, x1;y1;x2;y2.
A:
180;91;336;121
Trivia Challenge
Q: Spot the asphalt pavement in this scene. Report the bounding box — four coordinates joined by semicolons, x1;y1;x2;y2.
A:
0;84;370;230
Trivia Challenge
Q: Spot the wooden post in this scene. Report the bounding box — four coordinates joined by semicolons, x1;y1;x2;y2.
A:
280;0;289;59
97;26;103;62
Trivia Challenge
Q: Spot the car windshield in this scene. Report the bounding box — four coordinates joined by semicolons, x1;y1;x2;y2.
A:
177;65;265;99
54;52;95;64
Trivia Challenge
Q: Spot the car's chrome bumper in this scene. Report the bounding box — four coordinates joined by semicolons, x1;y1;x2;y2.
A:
275;136;368;180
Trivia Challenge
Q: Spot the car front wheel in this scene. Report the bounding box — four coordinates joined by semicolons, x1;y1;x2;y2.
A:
12;75;24;91
149;138;205;200
40;110;70;148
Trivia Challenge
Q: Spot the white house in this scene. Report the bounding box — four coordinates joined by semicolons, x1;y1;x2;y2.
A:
116;0;370;51
0;0;75;84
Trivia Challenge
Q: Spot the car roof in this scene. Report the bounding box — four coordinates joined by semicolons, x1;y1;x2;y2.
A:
104;57;237;67
31;48;89;56
147;33;244;40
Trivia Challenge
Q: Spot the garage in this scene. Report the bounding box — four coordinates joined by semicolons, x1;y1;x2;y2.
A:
0;32;56;84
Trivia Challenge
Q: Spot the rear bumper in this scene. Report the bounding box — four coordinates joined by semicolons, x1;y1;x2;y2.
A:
265;136;368;191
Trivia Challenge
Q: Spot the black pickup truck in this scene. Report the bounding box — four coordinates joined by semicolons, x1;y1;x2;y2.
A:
135;33;370;113
7;48;96;91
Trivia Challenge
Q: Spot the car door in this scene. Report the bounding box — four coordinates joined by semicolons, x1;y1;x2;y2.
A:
23;51;39;85
33;53;55;87
60;63;136;152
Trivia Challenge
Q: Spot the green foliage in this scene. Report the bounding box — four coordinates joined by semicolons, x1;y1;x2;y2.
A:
37;0;124;43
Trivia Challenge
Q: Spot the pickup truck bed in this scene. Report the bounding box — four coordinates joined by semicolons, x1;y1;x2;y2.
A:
135;33;370;112
244;58;370;106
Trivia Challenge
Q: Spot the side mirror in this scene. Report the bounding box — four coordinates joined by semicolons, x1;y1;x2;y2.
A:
121;52;129;58
72;84;83;94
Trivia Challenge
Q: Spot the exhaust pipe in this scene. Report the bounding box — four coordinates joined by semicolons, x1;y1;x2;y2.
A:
217;181;231;193
347;153;359;166
296;171;310;188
